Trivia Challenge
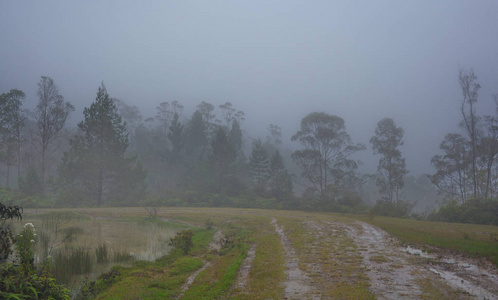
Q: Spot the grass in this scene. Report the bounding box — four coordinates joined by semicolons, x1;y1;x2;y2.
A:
21;207;498;299
354;214;498;267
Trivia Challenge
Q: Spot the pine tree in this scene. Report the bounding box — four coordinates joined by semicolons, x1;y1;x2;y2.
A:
59;83;146;206
249;139;270;192
269;150;293;200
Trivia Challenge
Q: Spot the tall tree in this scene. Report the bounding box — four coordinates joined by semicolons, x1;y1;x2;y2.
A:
249;139;270;192
59;83;146;206
269;150;293;200
0;89;25;186
459;69;481;197
211;127;235;193
266;124;283;147
291;112;365;200
229;119;243;161
168;112;184;160
370;118;408;203
34;76;74;183
431;133;471;203
219;102;244;130
184;110;208;158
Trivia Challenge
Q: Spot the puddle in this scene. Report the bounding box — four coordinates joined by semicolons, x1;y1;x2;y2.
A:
404;245;498;299
429;268;496;299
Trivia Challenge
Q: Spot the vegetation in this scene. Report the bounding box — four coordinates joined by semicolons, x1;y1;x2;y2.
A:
356;214;498;267
0;206;71;299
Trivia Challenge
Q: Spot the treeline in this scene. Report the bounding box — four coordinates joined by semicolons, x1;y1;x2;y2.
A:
1;70;497;225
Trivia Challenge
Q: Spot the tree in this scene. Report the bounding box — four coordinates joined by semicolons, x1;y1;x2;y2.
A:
168;112;184;159
291;112;365;200
249;139;270;192
370;118;408;203
0;89;25;186
219;102;244;130
459;69;481;197
58;83;146;206
211;127;235;193
269;150;293;200
431;133;471;203
266;124;283;147
184;110;208;158
229;119;243;161
34;76;74;183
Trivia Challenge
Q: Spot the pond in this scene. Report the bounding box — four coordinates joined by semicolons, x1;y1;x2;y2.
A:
16;211;182;295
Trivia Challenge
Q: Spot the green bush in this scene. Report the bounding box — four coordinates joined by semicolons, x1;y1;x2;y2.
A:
429;198;498;225
169;229;194;255
0;220;70;299
372;198;413;218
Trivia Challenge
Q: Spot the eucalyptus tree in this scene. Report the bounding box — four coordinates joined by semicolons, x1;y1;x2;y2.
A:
34;76;74;183
370;118;408;203
291;112;365;200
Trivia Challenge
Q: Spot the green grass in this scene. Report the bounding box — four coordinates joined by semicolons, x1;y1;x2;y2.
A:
354;214;498;267
95;227;215;299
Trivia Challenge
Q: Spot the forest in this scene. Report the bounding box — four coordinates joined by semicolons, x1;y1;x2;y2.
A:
1;70;497;225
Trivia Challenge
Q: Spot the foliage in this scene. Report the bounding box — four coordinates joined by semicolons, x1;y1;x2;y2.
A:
35;76;75;183
432;69;498;202
16;223;36;267
80;269;121;299
292;112;365;201
249;139;270;193
18;167;44;197
268;150;294;201
429;198;498;225
372;198;413;218
58;83;147;206
0;201;22;262
1;219;71;299
0;89;25;187
204;218;214;230
169;229;194;255
370;118;408;202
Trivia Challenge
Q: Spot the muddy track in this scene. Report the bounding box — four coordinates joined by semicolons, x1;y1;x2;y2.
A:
274;217;498;299
272;217;317;299
347;221;498;299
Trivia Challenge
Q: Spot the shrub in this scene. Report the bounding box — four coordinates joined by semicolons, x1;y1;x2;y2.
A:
169;229;194;255
429;198;498;225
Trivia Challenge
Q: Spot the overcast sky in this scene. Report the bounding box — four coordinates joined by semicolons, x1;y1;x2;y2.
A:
1;1;498;175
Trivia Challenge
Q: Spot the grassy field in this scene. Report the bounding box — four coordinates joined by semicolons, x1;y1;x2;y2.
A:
21;207;498;299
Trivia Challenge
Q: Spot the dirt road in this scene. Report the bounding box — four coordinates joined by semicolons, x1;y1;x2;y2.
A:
273;217;498;299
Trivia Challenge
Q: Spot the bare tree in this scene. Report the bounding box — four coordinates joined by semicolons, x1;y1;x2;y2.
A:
34;76;74;183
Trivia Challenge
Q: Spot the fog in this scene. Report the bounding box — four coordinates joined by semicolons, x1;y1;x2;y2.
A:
1;0;498;176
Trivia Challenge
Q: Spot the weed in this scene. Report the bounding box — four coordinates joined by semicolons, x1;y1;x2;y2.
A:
95;243;108;264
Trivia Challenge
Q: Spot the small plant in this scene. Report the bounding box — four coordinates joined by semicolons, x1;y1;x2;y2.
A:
80;269;121;298
169;229;194;255
145;206;160;219
16;222;37;268
95;243;108;264
204;218;214;230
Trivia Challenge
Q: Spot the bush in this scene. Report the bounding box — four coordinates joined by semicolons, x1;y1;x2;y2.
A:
429;198;498;225
0;220;70;299
372;198;413;218
169;229;194;255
